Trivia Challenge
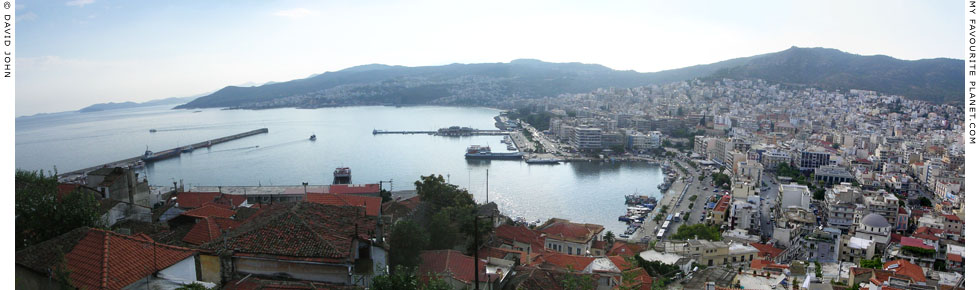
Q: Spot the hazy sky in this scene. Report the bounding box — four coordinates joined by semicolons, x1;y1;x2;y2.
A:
16;0;964;116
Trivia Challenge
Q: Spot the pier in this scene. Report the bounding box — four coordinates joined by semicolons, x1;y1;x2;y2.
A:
372;129;510;136
59;128;269;180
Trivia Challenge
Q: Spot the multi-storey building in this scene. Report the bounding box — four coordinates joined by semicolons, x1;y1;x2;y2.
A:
573;127;602;151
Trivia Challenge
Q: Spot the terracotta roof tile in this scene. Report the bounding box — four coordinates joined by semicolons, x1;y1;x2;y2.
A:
306;193;381;216
201;202;376;263
529;252;595;272
537;219;603;244
181;204;237;219
182;217;241;245
750;242;784;259
176;192;221;208
419;249;492;284
16;228;196;290
883;259;926;283
495;225;545;253
608;255;632;271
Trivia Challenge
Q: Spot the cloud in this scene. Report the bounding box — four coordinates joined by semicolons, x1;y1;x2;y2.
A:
16;12;37;22
274;8;317;19
65;0;95;7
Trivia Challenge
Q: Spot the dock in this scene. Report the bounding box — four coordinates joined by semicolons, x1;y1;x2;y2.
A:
59;128;269;180
372;129;510;136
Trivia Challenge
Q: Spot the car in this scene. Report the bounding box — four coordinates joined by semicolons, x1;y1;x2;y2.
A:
713;189;718;192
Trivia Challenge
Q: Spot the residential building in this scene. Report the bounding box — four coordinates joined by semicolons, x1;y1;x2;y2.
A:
778;183;811;210
538;218;604;256
574;127;602;151
197;202;385;287
16;227;204;289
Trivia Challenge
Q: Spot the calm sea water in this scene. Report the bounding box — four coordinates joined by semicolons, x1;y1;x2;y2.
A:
16;105;664;234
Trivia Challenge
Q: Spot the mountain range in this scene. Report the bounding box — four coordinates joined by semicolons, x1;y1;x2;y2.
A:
172;47;965;110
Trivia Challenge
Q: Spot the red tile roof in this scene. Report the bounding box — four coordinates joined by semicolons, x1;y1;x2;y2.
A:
200;202;376;263
608;255;632;271
477;247;527;265
176;192;221;208
750;243;784;260
537;219;604;244
883;259;926;283
328;184;381;195
607;242;647;258
947;253;963;263
943;214;962;223
306;193;381;216
899;237;933;250
182;217;241;245
419;249;493;284
529;252;596;272
181;204;237;219
16;228;196;290
713;194;731;212
620;267;653;289
495;224;546;253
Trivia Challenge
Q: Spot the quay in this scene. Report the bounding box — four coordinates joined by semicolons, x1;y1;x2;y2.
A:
372;129;510;136
59;128;270;180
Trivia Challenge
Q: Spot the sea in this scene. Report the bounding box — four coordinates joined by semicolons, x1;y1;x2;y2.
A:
16;105;664;235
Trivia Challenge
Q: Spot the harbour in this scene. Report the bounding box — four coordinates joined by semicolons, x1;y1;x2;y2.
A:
20;105;665;236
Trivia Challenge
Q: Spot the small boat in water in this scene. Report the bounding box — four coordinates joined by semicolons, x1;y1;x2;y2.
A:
310;134;317;141
149;129;157;133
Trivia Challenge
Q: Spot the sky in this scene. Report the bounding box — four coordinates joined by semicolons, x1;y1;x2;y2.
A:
15;0;965;116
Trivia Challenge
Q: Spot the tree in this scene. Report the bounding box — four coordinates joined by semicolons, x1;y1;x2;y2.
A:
561;266;597;290
860;258;882;269
671;224;722;241
380;189;392;203
813;188;826;201
427;209;457;250
603;231;615;246
371;265;419;290
415;174;475;211
389;220;429;269
16;170;102;250
917;197;932;207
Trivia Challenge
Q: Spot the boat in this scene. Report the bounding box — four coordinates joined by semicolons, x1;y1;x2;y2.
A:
142;147;180;162
464;145;523;160
310;134;317;141
149;129;157;133
526;158;561;164
181;146;195;153
333;167;351;184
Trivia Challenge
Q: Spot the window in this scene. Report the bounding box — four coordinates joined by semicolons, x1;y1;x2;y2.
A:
708;259;714;266
577;248;581;255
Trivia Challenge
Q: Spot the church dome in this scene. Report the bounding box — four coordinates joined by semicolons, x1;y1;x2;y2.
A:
860;213;890;228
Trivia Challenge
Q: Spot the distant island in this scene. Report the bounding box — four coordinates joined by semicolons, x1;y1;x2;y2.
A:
175;47;964;111
79;96;199;113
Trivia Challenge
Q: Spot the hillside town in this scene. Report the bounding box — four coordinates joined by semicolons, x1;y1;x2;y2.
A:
14;78;966;290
